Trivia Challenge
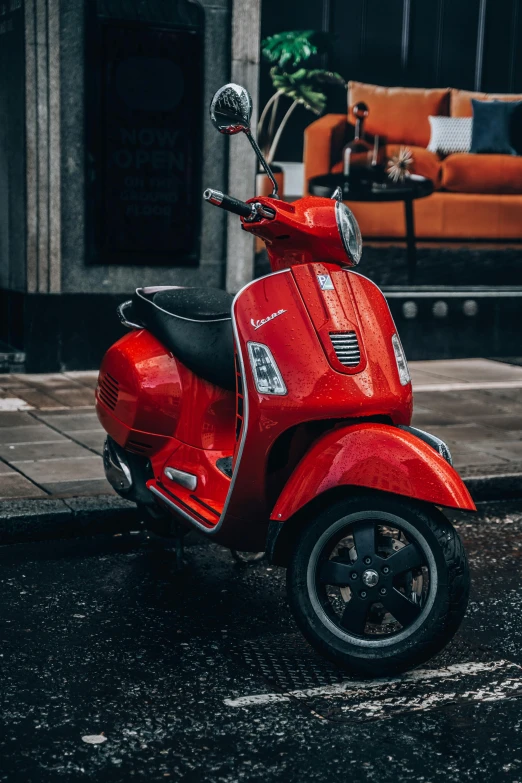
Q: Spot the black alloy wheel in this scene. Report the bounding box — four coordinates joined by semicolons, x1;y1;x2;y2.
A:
287;493;470;676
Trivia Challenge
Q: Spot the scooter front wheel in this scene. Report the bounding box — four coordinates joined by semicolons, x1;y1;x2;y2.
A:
286;494;469;677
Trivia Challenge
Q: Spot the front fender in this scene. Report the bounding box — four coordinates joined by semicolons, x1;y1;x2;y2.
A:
270;423;476;521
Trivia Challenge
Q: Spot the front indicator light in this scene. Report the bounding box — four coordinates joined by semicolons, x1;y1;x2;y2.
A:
392;333;411;386
247;342;287;395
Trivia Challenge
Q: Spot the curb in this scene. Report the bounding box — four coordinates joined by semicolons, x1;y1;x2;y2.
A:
0;495;141;546
463;473;522;503
0;473;521;546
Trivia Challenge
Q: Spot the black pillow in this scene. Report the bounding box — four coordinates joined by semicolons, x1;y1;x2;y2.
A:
470;99;522;155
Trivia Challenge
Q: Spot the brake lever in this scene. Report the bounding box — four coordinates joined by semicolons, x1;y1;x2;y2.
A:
243;202;276;222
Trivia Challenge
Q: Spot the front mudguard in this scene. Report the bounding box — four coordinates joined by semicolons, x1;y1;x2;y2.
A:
270;422;476;523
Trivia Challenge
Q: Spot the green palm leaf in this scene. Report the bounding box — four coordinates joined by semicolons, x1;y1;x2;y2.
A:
261;30;318;68
270;67;345;114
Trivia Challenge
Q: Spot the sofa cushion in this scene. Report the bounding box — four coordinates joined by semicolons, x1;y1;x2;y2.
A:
428;116;472;154
332;145;442;186
470;99;521;155
442;153;522;193
451;88;522;117
348;81;450;147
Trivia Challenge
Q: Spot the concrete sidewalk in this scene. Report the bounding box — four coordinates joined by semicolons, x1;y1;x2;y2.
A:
1;359;522;504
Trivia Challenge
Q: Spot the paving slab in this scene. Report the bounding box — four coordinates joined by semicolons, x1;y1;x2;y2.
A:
69;429;106;454
0;471;47;499
0;440;95;462
410;358;522;383
471;440;522;462
12;455;105;485
4;387;66;409
479;414;522;432
33;411;102;432
409;408;461;427
0;424;68;445
63;370;99;389
414;389;518;419
0;411;36;427
40;386;95;407
448;449;510;469
10;372;84;387
421;422;513;443
42;479;116;497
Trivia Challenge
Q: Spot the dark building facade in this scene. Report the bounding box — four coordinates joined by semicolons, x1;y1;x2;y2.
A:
0;0;242;371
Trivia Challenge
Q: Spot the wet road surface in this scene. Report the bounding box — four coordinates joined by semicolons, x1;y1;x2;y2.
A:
2;501;522;781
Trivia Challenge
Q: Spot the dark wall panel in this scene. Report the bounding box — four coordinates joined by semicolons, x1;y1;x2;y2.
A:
357;0;406;86
438;0;482;89
407;0;442;86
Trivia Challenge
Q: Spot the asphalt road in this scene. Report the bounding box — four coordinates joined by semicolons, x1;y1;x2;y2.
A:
2;501;522;782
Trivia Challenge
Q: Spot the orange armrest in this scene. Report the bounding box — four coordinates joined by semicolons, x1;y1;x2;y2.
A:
304;114;347;185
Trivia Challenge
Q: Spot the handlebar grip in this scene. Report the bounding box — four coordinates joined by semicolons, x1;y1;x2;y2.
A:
203;188;253;218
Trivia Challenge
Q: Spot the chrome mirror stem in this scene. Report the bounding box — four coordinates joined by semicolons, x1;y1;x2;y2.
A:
245;130;279;199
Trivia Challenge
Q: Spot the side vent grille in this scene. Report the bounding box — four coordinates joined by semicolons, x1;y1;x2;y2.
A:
98;372;119;410
330;332;361;368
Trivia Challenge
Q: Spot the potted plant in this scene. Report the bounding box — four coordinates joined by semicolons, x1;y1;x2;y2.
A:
257;30;345;196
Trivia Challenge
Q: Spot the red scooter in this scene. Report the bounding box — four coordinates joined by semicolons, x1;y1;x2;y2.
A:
96;84;474;676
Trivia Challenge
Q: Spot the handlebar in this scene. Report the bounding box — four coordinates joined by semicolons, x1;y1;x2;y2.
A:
203;188;253;218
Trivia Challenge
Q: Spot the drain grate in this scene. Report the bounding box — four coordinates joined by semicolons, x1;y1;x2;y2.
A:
241;633;348;691
237;633;492;694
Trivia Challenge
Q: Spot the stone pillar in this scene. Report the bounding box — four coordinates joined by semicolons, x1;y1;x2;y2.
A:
226;0;261;294
25;0;62;294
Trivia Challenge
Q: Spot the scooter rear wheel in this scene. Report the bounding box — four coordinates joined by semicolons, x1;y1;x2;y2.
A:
286;493;469;677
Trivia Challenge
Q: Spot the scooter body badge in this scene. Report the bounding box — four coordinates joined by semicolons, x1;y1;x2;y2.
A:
250;309;287;331
317;273;334;291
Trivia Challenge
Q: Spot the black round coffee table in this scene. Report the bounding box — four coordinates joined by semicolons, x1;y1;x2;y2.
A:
309;174;434;284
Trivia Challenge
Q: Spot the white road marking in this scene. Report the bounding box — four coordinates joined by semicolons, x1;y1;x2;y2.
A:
413;380;522;392
224;659;519;709
0;398;34;411
340;677;522;719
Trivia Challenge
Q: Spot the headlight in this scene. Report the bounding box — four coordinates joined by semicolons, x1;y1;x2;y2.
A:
335;202;362;265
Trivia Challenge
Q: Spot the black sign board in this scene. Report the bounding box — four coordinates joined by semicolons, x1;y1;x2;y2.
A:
87;22;203;266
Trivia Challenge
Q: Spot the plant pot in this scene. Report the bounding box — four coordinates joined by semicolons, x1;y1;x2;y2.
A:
256;165;284;198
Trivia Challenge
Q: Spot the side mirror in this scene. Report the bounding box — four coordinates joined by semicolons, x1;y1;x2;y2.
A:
210;83;252;135
209;83;280;199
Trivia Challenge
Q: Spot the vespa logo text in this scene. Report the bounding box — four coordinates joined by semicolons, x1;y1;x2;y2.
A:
251;309;287;331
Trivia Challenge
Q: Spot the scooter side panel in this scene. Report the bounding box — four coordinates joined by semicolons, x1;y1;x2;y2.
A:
96;329;236;453
270;423;476;520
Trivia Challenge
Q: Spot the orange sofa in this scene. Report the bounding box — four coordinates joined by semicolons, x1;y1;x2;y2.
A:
304;82;522;240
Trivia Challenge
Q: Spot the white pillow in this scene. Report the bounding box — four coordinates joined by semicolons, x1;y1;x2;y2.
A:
427;116;472;154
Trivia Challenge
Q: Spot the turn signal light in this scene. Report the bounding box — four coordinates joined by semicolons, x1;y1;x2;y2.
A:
247;342;287;395
392;334;411;386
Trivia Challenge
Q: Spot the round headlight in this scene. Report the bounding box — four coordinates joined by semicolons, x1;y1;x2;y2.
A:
335;202;362;265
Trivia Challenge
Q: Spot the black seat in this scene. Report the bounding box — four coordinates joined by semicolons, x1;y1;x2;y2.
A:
132;287;235;390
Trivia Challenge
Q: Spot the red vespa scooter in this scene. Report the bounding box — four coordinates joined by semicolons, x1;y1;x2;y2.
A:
96;84;474;676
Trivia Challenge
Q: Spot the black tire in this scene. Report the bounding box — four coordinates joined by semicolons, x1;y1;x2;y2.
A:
286;493;470;677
